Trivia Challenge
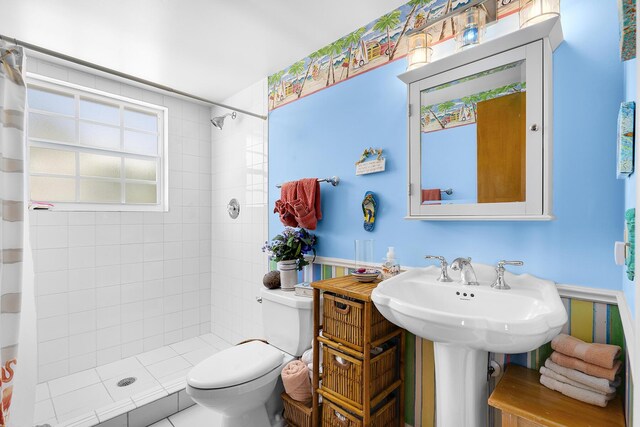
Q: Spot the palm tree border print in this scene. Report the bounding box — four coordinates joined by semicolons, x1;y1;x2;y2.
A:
267;0;520;112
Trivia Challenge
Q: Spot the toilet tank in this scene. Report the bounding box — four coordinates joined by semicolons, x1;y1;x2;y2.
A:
260;288;313;357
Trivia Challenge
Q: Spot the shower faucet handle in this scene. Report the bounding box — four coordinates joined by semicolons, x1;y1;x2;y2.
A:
425;255;452;282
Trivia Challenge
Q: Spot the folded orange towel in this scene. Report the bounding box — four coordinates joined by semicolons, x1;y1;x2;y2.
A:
551;334;621;369
550;351;621;382
540;375;615;407
281;360;312;403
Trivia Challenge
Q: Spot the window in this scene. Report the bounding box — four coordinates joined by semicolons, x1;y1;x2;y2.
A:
26;75;168;211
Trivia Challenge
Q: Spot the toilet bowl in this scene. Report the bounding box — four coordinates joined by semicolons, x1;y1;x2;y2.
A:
187;340;294;427
186;289;313;427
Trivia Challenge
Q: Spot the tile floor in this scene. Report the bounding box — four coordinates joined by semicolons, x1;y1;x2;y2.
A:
150;405;220;427
34;334;231;426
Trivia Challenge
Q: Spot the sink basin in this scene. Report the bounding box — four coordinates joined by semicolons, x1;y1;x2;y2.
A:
371;263;567;427
372;264;567;353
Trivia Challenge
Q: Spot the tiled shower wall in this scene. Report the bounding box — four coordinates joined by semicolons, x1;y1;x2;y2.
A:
28;58;213;383
210;78;269;344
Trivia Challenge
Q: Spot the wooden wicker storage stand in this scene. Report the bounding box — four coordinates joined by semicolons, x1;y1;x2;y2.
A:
311;276;404;427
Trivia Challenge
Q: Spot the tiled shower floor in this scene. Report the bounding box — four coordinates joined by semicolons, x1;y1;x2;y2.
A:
34;334;231;426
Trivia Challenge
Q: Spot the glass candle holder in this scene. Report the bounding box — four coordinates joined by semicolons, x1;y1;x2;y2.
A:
406;31;433;71
519;0;560;28
455;6;487;51
354;239;375;272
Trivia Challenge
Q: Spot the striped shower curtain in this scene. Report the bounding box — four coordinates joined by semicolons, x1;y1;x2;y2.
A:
0;42;27;427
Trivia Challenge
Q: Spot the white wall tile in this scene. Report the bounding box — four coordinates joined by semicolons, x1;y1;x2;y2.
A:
68;225;95;247
32;62;212;382
36;270;68;296
38;315;69;342
37;293;69;318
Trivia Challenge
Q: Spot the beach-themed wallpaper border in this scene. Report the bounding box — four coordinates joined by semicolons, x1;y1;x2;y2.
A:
267;0;520;112
619;0;637;61
304;261;633;427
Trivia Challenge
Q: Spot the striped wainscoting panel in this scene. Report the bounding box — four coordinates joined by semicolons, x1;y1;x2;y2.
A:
303;261;633;427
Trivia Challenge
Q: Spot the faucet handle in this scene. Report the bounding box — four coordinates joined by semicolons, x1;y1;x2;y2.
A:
497;260;524;268
493;260;523;290
425;255;453;282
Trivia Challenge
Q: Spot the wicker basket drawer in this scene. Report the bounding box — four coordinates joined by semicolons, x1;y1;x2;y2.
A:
322;344;398;407
322;293;396;351
321;396;398;427
282;392;314;427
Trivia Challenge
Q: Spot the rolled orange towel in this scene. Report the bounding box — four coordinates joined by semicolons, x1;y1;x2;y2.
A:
551;334;621;369
281;360;312;403
550;351;621;382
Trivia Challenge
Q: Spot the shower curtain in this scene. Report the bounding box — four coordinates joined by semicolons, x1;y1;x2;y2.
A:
0;41;33;427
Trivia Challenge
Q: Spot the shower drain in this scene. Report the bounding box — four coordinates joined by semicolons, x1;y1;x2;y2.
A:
117;377;137;387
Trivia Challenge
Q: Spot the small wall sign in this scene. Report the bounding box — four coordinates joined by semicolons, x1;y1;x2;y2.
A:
355;147;386;176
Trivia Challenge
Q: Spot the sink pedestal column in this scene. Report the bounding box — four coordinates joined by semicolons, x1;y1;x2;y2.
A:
433;343;487;427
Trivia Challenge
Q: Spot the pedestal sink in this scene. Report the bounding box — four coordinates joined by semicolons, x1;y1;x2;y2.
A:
371;263;567;427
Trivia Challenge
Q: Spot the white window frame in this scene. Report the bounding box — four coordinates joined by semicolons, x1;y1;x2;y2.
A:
26;73;169;212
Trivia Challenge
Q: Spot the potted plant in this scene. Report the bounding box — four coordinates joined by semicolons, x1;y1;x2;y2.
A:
262;227;317;290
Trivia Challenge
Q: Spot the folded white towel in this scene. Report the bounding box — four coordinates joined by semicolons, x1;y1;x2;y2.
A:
544;359;619;394
540;366;615;395
540;374;615;407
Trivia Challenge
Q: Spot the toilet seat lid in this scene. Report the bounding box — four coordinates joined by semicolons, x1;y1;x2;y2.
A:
187;341;284;389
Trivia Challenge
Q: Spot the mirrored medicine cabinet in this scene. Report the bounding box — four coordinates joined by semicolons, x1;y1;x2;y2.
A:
398;17;563;220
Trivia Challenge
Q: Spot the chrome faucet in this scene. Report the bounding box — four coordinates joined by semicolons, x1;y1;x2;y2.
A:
425;255;452;282
492;260;524;290
450;257;479;286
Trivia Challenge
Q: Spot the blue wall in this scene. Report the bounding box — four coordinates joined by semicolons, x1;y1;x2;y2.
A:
421;124;477;204
623;58;637;316
269;0;625;290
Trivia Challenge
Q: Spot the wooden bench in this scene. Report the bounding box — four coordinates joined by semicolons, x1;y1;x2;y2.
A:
488;364;625;427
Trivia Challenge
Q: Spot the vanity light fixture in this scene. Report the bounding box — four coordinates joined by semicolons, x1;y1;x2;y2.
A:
519;0;560;28
406;30;432;71
455;5;487;51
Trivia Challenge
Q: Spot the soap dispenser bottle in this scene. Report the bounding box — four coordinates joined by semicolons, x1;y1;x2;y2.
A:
381;246;401;280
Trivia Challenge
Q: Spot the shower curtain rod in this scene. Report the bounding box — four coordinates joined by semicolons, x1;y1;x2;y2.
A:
0;34;268;120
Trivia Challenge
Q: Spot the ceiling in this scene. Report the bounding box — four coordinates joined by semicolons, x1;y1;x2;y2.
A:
0;0;409;102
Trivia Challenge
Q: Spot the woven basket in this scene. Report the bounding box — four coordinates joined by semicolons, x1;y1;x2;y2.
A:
322;293;395;351
282;392;314;427
322;344;397;407
321;396;398;427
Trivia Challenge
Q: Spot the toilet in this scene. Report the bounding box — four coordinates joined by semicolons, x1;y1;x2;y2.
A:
186;288;313;427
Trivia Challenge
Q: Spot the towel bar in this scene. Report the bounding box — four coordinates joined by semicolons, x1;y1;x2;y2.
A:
276;176;340;188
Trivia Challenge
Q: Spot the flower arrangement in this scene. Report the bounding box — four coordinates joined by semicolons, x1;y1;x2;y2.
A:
262;227;317;270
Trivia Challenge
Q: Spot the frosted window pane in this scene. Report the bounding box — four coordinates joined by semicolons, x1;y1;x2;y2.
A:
80;153;121;178
125;158;156;181
80;179;121;203
126;183;157;204
29;113;76;143
30;147;76;175
124;109;157;132
80;122;120;150
27;88;74;116
80;99;119;125
124;130;157;155
31;176;75;202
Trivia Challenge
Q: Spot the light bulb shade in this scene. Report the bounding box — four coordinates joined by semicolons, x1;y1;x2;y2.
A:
406;31;433;70
455;6;487;51
519;0;560;28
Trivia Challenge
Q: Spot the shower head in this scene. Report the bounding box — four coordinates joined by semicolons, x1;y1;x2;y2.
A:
210;111;237;130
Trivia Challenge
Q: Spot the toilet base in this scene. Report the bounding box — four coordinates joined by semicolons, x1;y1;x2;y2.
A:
170;404;286;427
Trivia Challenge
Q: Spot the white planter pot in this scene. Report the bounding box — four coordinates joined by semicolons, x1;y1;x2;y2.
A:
277;260;298;291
